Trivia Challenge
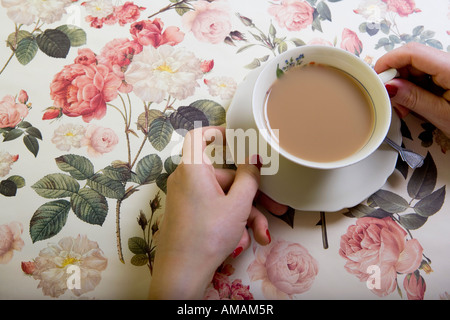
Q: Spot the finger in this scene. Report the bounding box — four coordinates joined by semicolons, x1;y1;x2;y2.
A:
374;42;450;90
256;192;289;216
214;168;236;192
247;206;271;246
231;229;251;258
391;102;411;119
386;78;450;137
227;161;261;205
181;126;226;165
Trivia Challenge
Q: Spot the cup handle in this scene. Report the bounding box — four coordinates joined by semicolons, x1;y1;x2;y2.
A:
378;68;399;84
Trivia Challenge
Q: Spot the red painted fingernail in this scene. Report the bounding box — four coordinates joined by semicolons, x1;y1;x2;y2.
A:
385;84;398;98
251;154;263;171
232;247;243;258
266;229;271;244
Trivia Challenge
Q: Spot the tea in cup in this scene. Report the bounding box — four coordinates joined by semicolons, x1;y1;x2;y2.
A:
253;45;396;169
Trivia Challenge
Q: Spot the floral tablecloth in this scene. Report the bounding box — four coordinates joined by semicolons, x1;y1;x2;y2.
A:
0;0;449;300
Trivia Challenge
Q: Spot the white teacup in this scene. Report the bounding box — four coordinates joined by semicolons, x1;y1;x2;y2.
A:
252;45;396;170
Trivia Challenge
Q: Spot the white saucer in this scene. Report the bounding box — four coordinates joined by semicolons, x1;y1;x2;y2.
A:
226;67;401;212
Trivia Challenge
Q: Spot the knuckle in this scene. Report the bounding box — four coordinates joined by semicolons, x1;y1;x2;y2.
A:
401;88;419;110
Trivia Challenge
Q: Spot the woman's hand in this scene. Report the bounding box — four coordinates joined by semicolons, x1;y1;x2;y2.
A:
375;42;450;137
149;126;287;299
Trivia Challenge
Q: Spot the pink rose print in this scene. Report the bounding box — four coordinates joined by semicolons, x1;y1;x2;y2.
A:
50;63;121;123
403;272;426;300
339;217;424;297
97;38;143;93
340;28;363;56
114;1;146;26
84;1;145;29
268;0;314;31
82;125;119;157
383;0;421;17
0;221;24;264
130;18;184;47
17;90;28;104
0;94;29;128
204;263;254;300
182;0;232;44
74;48;97;66
247;239;318;299
21;261;36;275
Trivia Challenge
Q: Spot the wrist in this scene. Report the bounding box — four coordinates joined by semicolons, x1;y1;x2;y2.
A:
149;251;217;300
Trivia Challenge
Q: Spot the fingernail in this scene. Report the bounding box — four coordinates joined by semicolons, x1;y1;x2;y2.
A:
266;229;271;244
385;84;398;98
232;247;243;258
251;154;263;171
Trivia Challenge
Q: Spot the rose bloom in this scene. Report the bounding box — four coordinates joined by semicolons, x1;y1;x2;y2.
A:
403;272;426;300
130;18;184;47
1;0;72;25
268;0;314;31
340;217;423;297
125;45;203;103
82;0;114;18
97;38;143;92
0;221;24;264
0;150;19;177
114;1;145;26
74;48;97;66
247;239;319;299
204;76;237;100
383;0;421;17
354;0;388;23
32;234;108;298
0;94;28;128
204;264;253;300
51;123;86;151
182;0;232;44
341;28;363;56
17;89;28;104
82;124;119;157
50;63;122;122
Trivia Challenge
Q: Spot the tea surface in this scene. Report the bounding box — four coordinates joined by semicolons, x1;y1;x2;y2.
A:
264;64;375;163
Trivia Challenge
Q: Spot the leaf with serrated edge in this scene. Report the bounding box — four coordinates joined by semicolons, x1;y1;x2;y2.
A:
169;106;209;133
128;237;149;255
55;154;94;180
15;37;38;65
190;100;226;126
131;254;149;266
36;29;70;58
407;152;436;199
30;200;70;242
414;186;446;217
87;173;125;199
23;134;39;157
56;25;86;47
399;213;427;230
136;154;163;185
148;117;173;151
368;189;409;213
71;188;108;225
32;173;80;198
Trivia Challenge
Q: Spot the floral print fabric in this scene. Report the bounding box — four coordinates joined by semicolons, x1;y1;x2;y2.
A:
0;0;449;300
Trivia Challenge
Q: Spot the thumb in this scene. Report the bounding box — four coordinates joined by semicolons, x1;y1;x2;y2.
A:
386;78;450;136
227;156;261;204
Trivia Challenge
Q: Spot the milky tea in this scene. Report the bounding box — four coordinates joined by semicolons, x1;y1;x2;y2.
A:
264;64;375;163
